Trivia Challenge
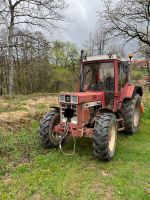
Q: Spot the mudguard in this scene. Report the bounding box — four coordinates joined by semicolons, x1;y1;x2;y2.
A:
133;86;143;97
122;84;143;100
50;107;60;112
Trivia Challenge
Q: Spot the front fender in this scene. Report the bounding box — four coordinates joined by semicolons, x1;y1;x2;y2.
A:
50;107;60;112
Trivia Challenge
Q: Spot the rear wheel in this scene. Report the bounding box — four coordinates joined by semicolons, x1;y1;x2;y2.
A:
93;113;117;161
40;110;66;148
122;94;141;134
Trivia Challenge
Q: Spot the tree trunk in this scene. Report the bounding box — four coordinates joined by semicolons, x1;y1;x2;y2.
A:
8;9;14;95
0;66;3;95
146;59;150;92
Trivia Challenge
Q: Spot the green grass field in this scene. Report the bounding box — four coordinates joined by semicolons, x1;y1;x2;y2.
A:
0;94;150;200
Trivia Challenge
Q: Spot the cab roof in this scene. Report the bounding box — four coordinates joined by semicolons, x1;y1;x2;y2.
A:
83;54;128;62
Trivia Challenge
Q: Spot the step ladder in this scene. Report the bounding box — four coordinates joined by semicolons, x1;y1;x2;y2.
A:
117;118;125;132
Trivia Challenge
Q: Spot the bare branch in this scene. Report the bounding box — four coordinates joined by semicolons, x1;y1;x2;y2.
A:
103;0;150;46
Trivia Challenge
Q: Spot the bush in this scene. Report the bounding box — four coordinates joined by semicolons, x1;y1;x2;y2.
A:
48;67;78;92
131;70;143;80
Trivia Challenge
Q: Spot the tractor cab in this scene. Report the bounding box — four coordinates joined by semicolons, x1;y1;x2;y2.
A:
82;61;114;92
80;54;129;109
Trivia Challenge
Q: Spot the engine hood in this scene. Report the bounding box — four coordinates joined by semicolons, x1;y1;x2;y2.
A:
60;92;104;104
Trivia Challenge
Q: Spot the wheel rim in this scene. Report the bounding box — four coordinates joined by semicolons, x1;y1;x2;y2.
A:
133;108;140;127
52;131;63;140
108;124;116;154
50;115;62;140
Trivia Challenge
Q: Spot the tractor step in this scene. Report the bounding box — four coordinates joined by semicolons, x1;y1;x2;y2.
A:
117;118;125;132
118;127;125;132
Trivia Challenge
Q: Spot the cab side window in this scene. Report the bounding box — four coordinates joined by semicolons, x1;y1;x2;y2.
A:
119;62;128;88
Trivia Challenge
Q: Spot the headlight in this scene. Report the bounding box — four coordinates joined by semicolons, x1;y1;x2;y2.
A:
71;96;78;104
60;95;78;104
60;95;65;102
71;117;78;124
61;116;67;123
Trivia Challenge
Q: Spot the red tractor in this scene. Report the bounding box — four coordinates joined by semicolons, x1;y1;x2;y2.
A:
39;52;143;161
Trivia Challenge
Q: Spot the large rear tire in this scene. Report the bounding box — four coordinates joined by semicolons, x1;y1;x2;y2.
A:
121;94;141;134
93;113;117;161
40;110;66;148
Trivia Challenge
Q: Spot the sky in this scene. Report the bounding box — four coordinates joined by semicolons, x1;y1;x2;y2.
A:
54;0;103;48
53;0;137;55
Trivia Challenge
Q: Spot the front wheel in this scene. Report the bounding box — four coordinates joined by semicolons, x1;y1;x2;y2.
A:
93;113;117;161
40;110;67;148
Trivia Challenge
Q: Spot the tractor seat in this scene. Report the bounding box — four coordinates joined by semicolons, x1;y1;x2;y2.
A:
105;77;114;91
88;83;104;91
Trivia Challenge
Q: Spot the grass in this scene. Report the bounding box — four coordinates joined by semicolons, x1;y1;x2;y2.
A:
0;94;150;200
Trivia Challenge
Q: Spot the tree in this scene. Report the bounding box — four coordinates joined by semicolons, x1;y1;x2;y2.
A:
0;58;4;95
93;22;109;55
139;43;150;70
50;40;80;83
83;22;109;56
0;0;67;95
83;33;95;56
139;43;150;91
51;41;78;68
106;43;125;57
0;28;80;94
12;30;52;94
103;0;150;46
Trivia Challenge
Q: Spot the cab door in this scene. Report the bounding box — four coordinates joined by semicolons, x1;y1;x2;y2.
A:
100;62;115;108
116;61;129;111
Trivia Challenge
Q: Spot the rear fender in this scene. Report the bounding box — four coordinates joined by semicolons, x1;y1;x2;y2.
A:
133;86;143;97
122;85;135;99
122;85;143;101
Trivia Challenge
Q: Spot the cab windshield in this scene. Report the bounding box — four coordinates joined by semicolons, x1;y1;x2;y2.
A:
82;62;114;92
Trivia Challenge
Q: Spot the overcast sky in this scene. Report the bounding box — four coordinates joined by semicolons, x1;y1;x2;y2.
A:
53;0;137;54
54;0;103;48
